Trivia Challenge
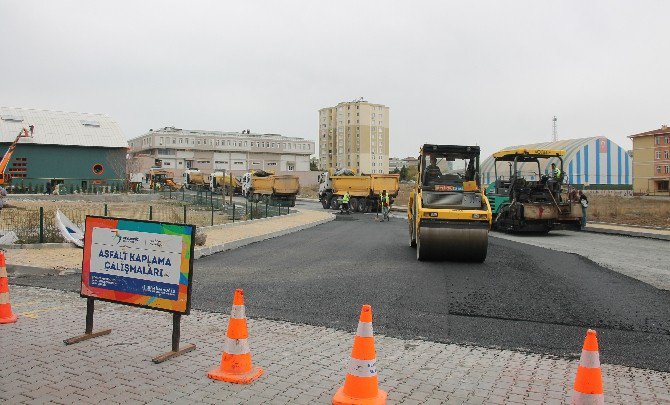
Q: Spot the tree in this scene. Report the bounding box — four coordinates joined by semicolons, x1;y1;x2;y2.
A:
310;157;319;171
399;166;408;180
390;167;400;174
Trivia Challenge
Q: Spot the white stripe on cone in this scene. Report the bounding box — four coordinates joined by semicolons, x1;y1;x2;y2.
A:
348;358;377;377
0;292;9;303
230;304;245;319
224;337;250;355
572;391;604;405
0;267;6;278
579;350;601;369
356;322;373;337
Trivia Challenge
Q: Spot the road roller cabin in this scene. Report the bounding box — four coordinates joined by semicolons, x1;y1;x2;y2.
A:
407;144;492;262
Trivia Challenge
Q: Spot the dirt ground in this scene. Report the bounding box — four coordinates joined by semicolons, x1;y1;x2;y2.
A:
0;199;240;243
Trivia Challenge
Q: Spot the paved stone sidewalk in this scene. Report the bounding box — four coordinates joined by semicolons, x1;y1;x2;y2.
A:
1;286;669;404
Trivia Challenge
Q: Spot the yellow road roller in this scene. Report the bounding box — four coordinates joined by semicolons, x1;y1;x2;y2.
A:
408;144;492;261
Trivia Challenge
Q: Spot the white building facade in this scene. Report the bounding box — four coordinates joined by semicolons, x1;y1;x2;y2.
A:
128;127;314;176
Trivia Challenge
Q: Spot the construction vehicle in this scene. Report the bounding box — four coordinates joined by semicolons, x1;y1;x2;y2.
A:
182;169;208;190
148;168;180;191
241;170;300;206
0;128;32;187
209;171;242;195
129;173;145;192
486;148;582;233
407;144;491;262
317;169;400;212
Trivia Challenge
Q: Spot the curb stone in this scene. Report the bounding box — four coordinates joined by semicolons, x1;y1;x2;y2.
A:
582;227;670;241
194;214;335;259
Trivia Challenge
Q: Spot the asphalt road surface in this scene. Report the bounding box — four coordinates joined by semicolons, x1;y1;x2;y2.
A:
13;210;670;372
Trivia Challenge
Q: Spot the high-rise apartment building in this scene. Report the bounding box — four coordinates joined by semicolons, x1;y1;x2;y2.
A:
318;100;389;174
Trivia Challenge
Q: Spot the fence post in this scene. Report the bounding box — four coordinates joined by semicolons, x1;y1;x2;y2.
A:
149;206;153;220
265;201;268;218
232;203;236;223
183;205;187;224
104;203;108;216
39;207;44;243
182;187;185;201
211;204;214;226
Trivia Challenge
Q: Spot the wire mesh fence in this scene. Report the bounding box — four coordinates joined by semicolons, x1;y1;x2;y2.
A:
0;197;291;244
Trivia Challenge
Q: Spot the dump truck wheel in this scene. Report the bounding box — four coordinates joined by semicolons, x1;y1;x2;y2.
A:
330;198;340;210
349;198;359;212
409;222;417;248
321;196;331;209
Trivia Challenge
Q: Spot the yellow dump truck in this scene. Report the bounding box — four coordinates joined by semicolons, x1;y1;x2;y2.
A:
183;169;207;190
209;171;242;195
241;171;300;206
317;170;400;212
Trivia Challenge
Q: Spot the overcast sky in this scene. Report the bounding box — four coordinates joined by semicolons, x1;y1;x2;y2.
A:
1;1;669;158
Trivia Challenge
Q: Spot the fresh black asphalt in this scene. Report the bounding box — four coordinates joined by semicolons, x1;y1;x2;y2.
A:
12;211;670;372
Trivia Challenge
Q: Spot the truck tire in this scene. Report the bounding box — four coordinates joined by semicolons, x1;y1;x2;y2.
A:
330;198;340;210
321;196;330;209
409;221;417;248
349;198;359;212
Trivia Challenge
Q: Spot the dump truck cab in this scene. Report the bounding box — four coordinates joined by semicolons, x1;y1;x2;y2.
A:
408;144;491;261
486;148;582;233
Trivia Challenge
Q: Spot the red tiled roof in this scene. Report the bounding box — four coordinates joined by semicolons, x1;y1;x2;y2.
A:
628;126;670;138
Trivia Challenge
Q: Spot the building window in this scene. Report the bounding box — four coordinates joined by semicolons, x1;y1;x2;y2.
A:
665;150;669;159
658;166;662;174
234;161;243;165
159;137;164;145
267;162;277;166
657;151;662;159
666;166;670;174
656;137;661;145
287;164;294;171
665;136;669;144
179;138;183;144
252;162;261;165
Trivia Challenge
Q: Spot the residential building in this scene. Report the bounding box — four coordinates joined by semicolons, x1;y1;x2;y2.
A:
629;125;670;194
390;156;420;172
318;100;389;174
0;107;128;192
480;137;632;189
128;127;314;179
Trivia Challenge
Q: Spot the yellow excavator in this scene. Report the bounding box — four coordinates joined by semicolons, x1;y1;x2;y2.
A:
408;144;491;262
0;127;32;187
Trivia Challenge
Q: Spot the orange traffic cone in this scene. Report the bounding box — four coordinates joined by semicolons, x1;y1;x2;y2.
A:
0;251;18;324
207;289;263;384
572;329;604;405
333;305;387;405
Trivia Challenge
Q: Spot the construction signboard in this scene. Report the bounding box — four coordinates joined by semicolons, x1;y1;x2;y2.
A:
81;216;195;314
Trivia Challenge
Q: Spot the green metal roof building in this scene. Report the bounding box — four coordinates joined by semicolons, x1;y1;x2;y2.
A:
0;107;128;193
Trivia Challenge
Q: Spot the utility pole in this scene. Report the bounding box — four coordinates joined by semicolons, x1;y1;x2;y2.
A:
552;116;558;142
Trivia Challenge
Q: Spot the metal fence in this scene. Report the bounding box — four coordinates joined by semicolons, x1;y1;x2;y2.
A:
0;198;291;244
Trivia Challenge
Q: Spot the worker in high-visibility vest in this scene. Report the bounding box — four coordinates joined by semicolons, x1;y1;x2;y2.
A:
381;189;390;221
341;190;351;214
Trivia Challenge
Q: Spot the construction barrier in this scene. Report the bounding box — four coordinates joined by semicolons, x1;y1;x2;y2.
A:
208;289;263;384
572;329;604;405
0;251;18;324
333;304;387;405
